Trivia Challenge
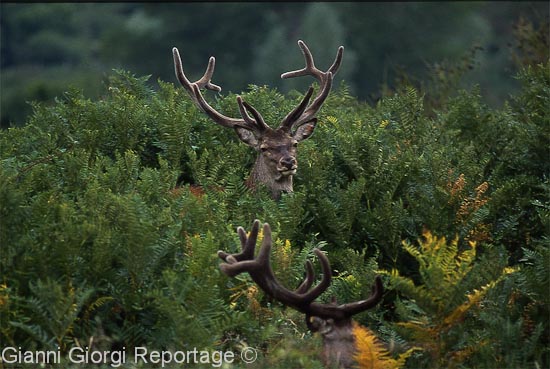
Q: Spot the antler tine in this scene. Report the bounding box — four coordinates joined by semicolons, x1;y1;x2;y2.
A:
218;221;332;308
191;84;246;128
281;40;344;84
237;97;270;132
337;275;384;316
218;220;384;323
173;47;268;133
295;259;315;294
299;249;332;302
306;275;383;321
280;41;319;80
195;56;222;92
172;47;221;93
278;40;343;130
217;220;260;263
280;86;315;132
297;72;334;126
328;45;344;76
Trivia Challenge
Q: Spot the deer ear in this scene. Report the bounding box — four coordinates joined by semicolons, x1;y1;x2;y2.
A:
293;118;317;142
234;127;260;147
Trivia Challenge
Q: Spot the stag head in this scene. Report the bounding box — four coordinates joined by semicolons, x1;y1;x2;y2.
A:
218;220;384;368
172;41;343;199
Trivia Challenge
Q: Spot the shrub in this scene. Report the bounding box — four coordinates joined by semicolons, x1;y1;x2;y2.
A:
1;57;547;367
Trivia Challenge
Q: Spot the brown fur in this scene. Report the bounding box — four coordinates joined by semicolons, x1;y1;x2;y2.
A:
309;317;357;369
238;124;315;199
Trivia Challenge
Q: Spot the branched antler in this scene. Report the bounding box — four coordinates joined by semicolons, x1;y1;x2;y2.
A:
172;40;342;134
280;40;344;131
172;47;267;132
218;220;383;322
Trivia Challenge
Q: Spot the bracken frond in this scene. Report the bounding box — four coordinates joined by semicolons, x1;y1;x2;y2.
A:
353;322;417;369
442;267;518;329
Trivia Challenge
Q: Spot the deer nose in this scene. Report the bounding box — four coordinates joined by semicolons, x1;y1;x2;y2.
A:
280;157;297;169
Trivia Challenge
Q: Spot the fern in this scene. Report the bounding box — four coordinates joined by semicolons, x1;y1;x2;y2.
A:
1;61;548;368
10;278;94;351
381;231;518;368
353;322;416;369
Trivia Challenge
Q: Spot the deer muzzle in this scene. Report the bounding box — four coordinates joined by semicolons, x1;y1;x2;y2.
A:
278;157;297;176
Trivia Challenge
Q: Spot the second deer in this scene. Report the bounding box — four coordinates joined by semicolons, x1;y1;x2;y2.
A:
218;220;384;368
172;41;343;200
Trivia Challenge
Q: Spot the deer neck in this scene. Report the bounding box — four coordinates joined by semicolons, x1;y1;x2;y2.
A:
312;318;357;369
321;332;356;369
249;155;293;200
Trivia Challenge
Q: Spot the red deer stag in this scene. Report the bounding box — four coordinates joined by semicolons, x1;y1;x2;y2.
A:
218;220;384;369
172;41;343;200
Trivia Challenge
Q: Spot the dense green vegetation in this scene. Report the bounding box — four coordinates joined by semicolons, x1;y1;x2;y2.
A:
1;5;549;369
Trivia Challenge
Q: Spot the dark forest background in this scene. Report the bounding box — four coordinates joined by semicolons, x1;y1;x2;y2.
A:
1;2;547;128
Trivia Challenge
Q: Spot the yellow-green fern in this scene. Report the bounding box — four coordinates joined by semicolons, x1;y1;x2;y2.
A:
353;322;416;369
380;231;517;368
